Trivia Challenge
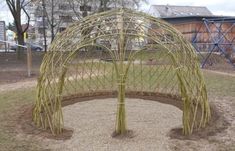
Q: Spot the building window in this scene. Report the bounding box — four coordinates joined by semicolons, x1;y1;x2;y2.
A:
59;27;66;32
38;28;44;35
59;4;70;10
59;16;73;22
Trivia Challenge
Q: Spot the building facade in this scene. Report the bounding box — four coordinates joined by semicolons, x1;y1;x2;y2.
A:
27;1;81;46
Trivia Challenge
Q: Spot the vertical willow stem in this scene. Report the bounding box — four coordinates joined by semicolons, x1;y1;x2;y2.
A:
116;74;126;134
115;10;127;135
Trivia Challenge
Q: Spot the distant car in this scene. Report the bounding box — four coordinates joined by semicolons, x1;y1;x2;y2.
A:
10;43;43;51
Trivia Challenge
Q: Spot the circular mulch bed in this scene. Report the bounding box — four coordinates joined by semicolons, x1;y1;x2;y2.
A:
45;98;182;151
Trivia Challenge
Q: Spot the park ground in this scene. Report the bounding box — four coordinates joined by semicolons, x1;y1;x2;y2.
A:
0;52;235;150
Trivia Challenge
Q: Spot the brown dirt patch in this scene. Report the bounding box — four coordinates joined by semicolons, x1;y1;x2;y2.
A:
111;130;136;139
169;96;235;151
169;102;230;140
0;52;43;84
17;105;73;141
0;71;38;85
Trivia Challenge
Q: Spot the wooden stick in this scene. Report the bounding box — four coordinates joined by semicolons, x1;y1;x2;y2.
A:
27;44;32;77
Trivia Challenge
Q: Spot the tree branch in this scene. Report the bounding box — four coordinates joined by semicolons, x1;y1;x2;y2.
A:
68;0;82;20
22;3;30;33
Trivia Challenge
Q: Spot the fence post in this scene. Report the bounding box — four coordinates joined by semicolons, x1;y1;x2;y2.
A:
27;44;32;77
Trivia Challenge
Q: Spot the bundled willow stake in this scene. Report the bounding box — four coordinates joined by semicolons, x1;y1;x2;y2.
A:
33;8;211;136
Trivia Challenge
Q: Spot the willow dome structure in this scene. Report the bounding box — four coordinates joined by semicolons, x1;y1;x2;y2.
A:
33;9;211;136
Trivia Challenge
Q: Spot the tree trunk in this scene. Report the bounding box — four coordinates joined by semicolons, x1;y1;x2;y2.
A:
42;0;47;52
51;0;55;42
51;25;55;42
17;32;24;59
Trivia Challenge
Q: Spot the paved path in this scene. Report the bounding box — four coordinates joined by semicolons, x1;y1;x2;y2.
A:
203;69;235;77
0;73;101;93
0;80;37;93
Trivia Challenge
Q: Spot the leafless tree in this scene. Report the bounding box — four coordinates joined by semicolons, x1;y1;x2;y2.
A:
41;0;47;51
44;0;60;42
67;0;148;20
33;0;65;42
6;0;31;58
32;0;148;46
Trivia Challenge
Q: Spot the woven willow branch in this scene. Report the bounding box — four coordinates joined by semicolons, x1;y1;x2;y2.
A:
33;8;211;136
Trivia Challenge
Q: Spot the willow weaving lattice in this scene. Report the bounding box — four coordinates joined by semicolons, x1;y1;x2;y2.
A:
33;8;211;136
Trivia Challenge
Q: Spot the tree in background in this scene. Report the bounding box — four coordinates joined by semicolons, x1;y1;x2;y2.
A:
43;0;58;42
6;0;30;59
7;22;16;31
67;0;148;51
31;0;148;46
33;0;70;43
67;0;148;19
41;0;47;51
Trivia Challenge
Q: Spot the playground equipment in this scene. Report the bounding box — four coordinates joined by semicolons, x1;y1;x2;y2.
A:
33;9;211;136
192;17;235;68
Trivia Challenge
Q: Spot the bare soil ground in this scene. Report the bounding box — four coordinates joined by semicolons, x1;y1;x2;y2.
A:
199;53;235;73
204;64;235;74
169;96;235;151
0;52;43;85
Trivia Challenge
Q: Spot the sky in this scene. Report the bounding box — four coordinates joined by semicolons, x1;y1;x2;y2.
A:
0;0;235;25
0;1;13;25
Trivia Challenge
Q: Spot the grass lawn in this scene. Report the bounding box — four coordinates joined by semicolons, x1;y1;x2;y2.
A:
0;88;44;151
0;70;234;150
203;71;235;97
